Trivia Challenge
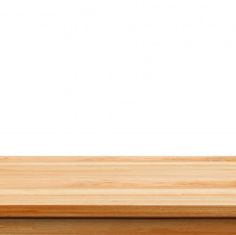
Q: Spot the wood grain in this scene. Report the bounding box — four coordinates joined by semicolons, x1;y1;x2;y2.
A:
0;219;236;235
0;156;236;217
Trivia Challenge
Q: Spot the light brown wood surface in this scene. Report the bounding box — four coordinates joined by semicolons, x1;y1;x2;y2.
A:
0;156;236;217
0;219;236;235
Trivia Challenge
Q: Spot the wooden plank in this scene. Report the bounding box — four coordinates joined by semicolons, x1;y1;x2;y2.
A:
0;219;236;235
0;156;236;217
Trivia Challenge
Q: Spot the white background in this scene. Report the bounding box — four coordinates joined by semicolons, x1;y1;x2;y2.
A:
0;0;236;156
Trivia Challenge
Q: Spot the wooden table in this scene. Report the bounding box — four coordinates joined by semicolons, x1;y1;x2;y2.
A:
0;157;236;234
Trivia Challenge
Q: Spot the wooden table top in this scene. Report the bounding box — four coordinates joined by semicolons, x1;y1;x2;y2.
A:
0;156;236;218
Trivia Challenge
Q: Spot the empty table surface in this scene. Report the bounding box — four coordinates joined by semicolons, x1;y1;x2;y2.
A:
0;156;236;217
